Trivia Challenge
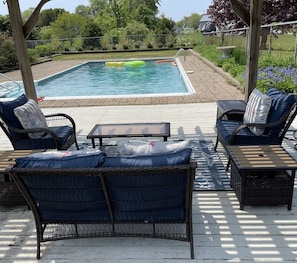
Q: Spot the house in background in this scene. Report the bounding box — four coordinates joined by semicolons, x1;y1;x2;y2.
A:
199;15;212;30
199;15;216;34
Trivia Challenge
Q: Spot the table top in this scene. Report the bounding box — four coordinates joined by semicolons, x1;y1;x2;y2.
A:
217;100;246;113
0;150;39;173
87;122;170;139
227;145;297;171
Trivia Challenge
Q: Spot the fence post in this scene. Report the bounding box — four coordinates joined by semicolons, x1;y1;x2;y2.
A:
268;25;272;55
294;30;297;63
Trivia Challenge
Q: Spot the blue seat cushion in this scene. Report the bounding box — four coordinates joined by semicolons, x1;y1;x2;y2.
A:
217;119;280;145
16;149;106;168
0;94;28;139
13;126;74;150
102;148;192;167
46;125;74;146
266;87;296;135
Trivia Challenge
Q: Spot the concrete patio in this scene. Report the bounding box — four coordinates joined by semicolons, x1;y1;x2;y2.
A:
1;52;297;262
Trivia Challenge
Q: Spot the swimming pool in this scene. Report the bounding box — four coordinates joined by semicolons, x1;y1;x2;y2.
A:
1;58;195;99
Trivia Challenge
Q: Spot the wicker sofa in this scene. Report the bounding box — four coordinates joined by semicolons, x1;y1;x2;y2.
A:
10;148;197;259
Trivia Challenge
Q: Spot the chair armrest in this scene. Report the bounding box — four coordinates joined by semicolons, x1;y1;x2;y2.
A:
229;114;293;144
44;113;76;130
218;109;245;120
5;123;61;141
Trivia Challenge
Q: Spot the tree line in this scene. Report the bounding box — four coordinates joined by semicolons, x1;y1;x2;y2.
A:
1;0;205;68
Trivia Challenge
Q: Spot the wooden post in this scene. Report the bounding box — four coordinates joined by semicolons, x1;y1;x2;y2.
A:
6;0;38;101
244;0;263;101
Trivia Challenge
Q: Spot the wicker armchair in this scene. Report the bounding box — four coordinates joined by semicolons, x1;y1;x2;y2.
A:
0;94;79;150
215;87;297;169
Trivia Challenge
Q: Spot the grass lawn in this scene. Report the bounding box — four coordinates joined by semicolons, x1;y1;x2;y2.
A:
52;50;180;61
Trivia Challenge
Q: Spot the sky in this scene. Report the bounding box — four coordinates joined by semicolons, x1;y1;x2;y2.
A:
0;0;212;21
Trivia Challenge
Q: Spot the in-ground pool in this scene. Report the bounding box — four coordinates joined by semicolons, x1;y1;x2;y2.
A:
1;58;195;99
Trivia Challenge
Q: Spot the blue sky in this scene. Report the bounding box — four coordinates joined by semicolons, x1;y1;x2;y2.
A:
0;0;212;21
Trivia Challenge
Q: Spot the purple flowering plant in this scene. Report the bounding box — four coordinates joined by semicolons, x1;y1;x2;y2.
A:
256;66;297;93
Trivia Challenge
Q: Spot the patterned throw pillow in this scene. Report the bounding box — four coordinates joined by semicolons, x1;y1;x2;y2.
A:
243;89;272;135
117;140;190;156
14;99;48;138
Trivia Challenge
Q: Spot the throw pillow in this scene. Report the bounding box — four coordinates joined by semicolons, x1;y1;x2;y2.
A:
15;149;106;168
243;89;272;135
103;148;192;167
266;87;296;135
14;99;48;139
117;140;189;156
0;94;28;139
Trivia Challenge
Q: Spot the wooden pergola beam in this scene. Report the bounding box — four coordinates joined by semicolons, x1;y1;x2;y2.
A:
230;0;263;101
23;0;51;38
230;0;250;26
6;0;50;102
244;0;263;101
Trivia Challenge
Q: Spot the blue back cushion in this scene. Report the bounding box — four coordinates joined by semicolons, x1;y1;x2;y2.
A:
102;148;192;167
266;87;296;135
15;150;106;168
0;94;28;139
102;148;192;222
23;174;110;222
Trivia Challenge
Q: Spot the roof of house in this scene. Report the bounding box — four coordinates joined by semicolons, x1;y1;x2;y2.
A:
200;15;212;22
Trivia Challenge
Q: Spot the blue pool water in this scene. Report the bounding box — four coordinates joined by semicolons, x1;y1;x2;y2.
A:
2;59;194;99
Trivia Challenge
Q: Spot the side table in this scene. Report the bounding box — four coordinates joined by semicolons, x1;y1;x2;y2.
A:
0;150;39;206
216;100;246;121
227;145;297;210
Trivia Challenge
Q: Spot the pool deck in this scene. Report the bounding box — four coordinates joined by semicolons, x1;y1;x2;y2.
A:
0;50;244;107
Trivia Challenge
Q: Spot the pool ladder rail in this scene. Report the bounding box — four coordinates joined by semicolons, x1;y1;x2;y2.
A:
175;48;187;61
0;73;22;98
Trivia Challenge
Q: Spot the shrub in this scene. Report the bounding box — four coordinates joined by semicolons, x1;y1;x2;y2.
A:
0;33;18;69
34;43;54;56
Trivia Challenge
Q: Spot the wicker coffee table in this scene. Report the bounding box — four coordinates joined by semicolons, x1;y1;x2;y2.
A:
87;122;171;148
227;145;297;210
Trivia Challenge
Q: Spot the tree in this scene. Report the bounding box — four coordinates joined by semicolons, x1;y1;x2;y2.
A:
187;13;202;30
75;5;92;17
124;20;150;45
38;8;66;27
0;33;18;69
85;0;161;30
154;15;175;46
82;19;103;49
207;0;297;49
0;15;11;35
50;13;87;39
120;0;160;29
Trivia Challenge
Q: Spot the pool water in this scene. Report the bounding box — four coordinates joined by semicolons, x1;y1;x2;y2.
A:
2;59;194;99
